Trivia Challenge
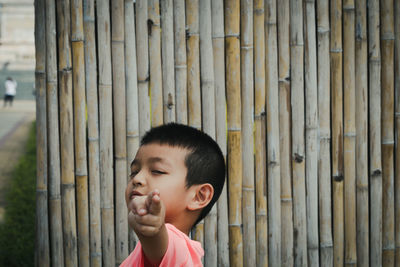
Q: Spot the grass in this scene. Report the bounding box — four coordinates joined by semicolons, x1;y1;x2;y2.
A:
0;122;36;267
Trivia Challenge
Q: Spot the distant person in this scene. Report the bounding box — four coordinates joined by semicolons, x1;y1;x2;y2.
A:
3;77;17;107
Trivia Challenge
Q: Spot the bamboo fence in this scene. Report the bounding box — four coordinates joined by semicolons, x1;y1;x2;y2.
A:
35;1;400;266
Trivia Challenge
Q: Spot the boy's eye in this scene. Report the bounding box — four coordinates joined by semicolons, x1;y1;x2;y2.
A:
152;170;166;175
129;171;138;178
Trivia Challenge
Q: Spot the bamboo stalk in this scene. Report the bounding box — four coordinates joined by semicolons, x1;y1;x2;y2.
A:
186;0;203;245
330;0;344;265
96;0;116;265
111;0;129;264
290;0;307;265
46;0;64;265
240;1;256;266
35;0;50;265
380;0;395;265
71;1;90;266
354;0;369;265
148;0;163;127
225;0;243;265
125;0;139;252
317;0;333;265
253;0;267;265
304;0;319;266
211;1;229;265
199;0;217;265
395;0;400;264
343;1;357;266
56;1;78;266
161;0;175;123
368;0;382;266
266;0;281;265
173;0;187;124
83;0;102;265
136;0;151;138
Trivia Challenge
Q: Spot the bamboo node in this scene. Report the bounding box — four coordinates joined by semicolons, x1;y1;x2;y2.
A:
330;48;343;53
241;45;253;51
225;34;240;39
293;153;304;163
395;112;400;117
343;5;355;11
212;35;225;39
138;77;150;83
381;33;395;41
317;27;330;34
281;198;292;203
382;141;395;145
333;175;344;182
254;8;264;15
371;169;382;177
344;132;356;137
166;93;174;109
175;64;187;69
88;137;99;142
268;160;278;167
254;112;266;119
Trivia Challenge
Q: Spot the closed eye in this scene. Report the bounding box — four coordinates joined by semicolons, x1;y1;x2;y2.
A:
129;171;138;178
152;170;166;175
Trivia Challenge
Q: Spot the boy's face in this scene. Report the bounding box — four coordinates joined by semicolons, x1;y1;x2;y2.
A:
125;143;192;224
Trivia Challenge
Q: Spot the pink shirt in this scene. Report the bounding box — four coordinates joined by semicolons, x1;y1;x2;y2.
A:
120;224;204;267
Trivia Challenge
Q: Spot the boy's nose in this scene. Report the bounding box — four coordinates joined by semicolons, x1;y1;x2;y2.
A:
132;171;146;187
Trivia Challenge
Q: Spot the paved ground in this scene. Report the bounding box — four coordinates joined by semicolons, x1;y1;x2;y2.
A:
0;100;35;222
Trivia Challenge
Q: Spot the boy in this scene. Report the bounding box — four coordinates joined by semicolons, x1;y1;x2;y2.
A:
120;123;225;267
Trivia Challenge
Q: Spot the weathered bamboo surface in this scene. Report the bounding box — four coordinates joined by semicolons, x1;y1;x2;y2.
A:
35;1;400;266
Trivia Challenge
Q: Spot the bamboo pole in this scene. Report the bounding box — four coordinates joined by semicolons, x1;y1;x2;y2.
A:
136;0;151;138
83;0;102;265
35;0;50;265
354;0;369;266
240;1;256;266
186;0;201;130
46;0;64;265
254;0;267;265
125;0;139;252
395;0;400;264
266;0;281;265
304;0;319;265
317;0;333;265
290;0;307;265
211;1;229;265
96;0;116;265
199;0;217;265
148;0;163;127
368;0;382;266
343;1;357;266
111;0;129;264
225;0;243;265
173;0;187;124
186;0;203;245
380;0;395;265
330;0;344;265
56;1;78;266
161;0;175;123
71;1;90;266
276;0;292;264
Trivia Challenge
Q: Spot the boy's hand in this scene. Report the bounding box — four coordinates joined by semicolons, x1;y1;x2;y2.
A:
128;190;166;237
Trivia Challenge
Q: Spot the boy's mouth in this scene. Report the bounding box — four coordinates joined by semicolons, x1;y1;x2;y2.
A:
129;190;143;199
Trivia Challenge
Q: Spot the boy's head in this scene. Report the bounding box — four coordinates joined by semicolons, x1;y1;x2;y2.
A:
126;123;225;229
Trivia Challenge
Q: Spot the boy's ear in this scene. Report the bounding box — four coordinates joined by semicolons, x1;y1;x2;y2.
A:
187;183;214;211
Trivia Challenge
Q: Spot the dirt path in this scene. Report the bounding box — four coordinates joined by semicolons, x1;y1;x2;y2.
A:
0;101;35;222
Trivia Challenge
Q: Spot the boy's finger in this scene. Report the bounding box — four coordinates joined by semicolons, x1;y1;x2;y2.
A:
149;191;162;215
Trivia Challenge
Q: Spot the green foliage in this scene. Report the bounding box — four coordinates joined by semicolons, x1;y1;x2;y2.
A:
0;122;36;267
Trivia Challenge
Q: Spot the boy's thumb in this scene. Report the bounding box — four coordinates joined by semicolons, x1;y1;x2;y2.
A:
149;190;162;215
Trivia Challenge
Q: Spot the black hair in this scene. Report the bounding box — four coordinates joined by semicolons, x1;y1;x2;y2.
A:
140;123;226;226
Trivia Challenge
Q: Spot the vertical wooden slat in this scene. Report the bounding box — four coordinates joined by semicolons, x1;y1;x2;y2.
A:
225;0;243;265
136;0;151;138
96;0;116;265
46;0;64;265
381;0;395;265
368;0;382;266
317;0;333;265
304;0;319;265
355;0;369;265
161;0;175;123
35;0;50;264
395;0;400;264
148;0;163;127
125;0;139;252
111;0;129;264
343;1;357;266
331;0;344;265
240;1;256;266
83;0;102;265
57;0;78;266
266;0;281;265
173;0;187;124
290;0;307;265
254;0;267;265
211;1;230;265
